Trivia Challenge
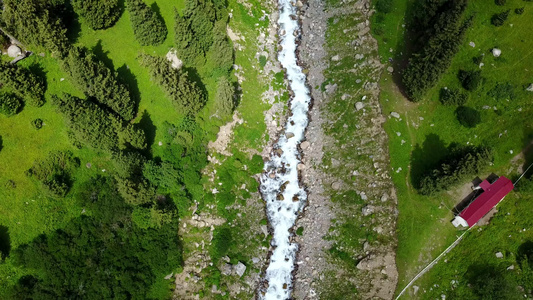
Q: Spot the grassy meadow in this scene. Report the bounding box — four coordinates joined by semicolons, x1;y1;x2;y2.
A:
372;0;533;297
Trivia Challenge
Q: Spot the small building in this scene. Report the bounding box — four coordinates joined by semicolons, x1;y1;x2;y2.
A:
452;176;514;228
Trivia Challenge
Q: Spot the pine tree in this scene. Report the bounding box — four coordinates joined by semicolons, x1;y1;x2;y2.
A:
214;76;235;117
0;62;46;107
126;0;167;46
72;0;121;30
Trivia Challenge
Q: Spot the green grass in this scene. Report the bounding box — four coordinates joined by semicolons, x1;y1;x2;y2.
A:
372;0;533;296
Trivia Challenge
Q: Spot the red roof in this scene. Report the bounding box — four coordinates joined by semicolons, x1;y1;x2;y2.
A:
460;176;514;227
479;180;491;191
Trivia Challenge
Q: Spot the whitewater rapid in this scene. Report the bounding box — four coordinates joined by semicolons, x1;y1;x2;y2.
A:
259;0;311;299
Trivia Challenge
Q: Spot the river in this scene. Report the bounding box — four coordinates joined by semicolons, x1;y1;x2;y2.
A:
259;0;311;298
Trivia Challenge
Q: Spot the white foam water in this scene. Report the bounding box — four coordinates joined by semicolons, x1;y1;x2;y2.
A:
259;0;311;299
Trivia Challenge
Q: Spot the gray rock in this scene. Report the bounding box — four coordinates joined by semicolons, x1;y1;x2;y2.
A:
164;273;174;280
331;182;342;190
413;285;419;295
492;48;501;57
252;257;260;264
469;41;475;48
300;141;310;150
234;262;246;277
507;265;515;270
286;132;295;138
526;84;533;92
355;102;364;111
221;263;233;275
387;66;394;73
390;112;400;119
362;205;374;216
7;45;22;58
496;252;503;258
331;55;340;61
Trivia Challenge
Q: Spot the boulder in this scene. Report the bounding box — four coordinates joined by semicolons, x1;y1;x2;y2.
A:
387;66;394;73
390;112;400;119
526;84;533;92
492;48;501;57
495;252;503;258
331;182;342;190
286;132;295;138
300;141;310;150
234;262;246;277
362;205;374;216
355;102;364;111
7;45;22;58
469;41;475;47
221;263;233;275
331;55;340;61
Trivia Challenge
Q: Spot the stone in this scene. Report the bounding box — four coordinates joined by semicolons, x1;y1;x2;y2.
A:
269;172;276;179
297;163;306;170
300;141;310;150
355;102;364;111
86;163;92;168
222;256;230;263
341;93;350;100
221;263;233;275
331;55;340;61
7;45;22;58
396;132;401;136
286;132;295;138
158;141;163;146
507;265;515;270
387;66;394;73
526;84;533;92
495;252;503;258
331;182;342;190
164;273;174;280
469;41;475;47
390;112;400;119
381;193;389;202
252;257;260;264
234;262;246;277
492;48;501;57
261;225;269;237
362;205;374;216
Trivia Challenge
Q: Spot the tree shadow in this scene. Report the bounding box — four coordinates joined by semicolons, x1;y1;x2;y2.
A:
518;241;533;262
138;110;157;158
0;225;11;260
0;135;3;152
28;63;48;95
54;1;82;44
410;133;449;189
150;2;168;42
91;40;115;71
117;64;141;117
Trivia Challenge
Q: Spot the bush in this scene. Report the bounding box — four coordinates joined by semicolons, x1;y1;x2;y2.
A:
419;146;493;195
515;7;525;14
62;47;135;120
31;119;43;129
472;55;484;65
126;0;167;46
487;82;515;100
456;106;481;128
0;62;46;107
72;0;121;30
214;76;235;117
139;54;206;115
458;69;483;91
0;93;23;116
375;0;393;13
491;10;510;26
439;88;468;106
495;0;507;5
208;20;233;74
26;151;80;197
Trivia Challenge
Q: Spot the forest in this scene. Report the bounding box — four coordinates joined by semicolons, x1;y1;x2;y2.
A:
0;0;241;297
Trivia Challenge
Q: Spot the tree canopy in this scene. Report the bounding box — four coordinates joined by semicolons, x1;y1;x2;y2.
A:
72;0;122;30
0;62;46;107
126;0;167;46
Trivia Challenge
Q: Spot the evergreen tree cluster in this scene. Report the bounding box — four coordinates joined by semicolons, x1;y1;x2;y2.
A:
402;0;472;102
26;151;80;197
0;93;23;116
1;0;69;54
139;54;206;115
439;88;468;106
9;177;181;299
72;0;121;30
419;146;493;195
62;47;136;120
0;62;46;107
52;94;145;152
126;0;167;46
491;10;510;26
174;0;230;66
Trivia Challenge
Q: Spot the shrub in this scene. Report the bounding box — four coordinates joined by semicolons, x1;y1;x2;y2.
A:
126;0;167;46
375;0;393;13
456;106;481;128
439;88;468;106
31;119;43;129
26;151;80;197
495;0;507;5
72;0;121;30
214;76;235;117
472;55;484;65
0;62;46;107
259;55;267;68
208;20;233;74
458;69;483;91
0;93;23;116
487;82;515;100
515;7;525;14
62;47;135;120
139;54;206;115
419;146;493;195
491;10;510;26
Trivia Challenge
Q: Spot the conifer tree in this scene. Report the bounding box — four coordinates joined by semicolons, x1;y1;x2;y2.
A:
72;0;121;30
126;0;167;46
